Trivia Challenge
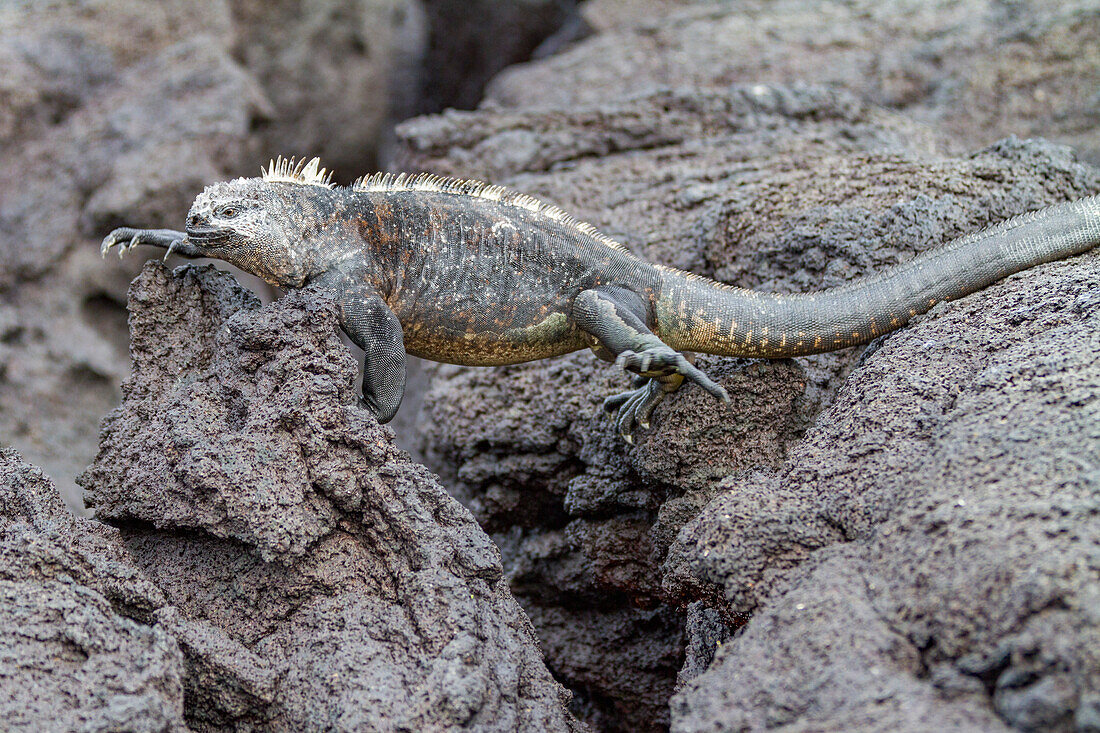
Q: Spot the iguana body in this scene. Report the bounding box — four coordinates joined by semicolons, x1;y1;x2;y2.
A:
102;157;1100;441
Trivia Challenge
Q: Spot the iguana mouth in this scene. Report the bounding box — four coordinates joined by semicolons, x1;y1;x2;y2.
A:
186;227;232;243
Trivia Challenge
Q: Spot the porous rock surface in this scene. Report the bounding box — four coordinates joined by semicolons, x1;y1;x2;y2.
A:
0;447;186;732
400;81;1100;730
488;0;1100;164
79;262;580;731
668;242;1100;731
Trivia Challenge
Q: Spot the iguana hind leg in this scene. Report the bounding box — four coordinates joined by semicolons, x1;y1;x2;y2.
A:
573;287;729;442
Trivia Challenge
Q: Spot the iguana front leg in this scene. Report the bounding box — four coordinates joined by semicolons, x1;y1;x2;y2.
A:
319;275;407;423
101;228;206;259
573;287;729;442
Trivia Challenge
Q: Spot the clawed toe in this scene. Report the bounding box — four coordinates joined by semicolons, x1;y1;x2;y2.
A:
101;229;131;258
102;228;148;259
602;391;632;413
100;228;188;259
602;379;668;443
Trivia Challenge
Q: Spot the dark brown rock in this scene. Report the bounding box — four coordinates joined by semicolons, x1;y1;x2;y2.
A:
670;235;1100;730
79;262;580;731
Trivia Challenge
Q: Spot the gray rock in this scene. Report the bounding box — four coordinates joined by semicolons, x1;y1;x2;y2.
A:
0;0;425;510
417;0;583;113
675;603;732;692
79;262;581;730
486;0;1100;164
399;81;1100;729
231;0;427;172
0;448;187;732
0;5;260;510
669;174;1100;730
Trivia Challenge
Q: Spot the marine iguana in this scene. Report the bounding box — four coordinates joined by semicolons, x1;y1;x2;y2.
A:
101;157;1100;442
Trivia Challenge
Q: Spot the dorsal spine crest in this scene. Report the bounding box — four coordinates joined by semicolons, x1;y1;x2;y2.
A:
262;156;335;188
352;170;633;255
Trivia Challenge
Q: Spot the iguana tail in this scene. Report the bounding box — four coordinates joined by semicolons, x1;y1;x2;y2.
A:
654;195;1100;358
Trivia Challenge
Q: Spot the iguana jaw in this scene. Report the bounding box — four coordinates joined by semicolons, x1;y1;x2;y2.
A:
184;226;232;247
185;225;230;238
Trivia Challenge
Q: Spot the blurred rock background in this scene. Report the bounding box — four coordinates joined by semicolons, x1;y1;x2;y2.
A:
1;1;1099;731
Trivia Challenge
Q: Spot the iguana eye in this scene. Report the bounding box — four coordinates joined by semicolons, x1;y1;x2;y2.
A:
216;205;241;219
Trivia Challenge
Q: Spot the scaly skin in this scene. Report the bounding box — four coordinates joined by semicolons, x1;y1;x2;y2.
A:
102;157;1100;442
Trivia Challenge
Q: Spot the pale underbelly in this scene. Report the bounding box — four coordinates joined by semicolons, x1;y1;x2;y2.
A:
400;311;587;366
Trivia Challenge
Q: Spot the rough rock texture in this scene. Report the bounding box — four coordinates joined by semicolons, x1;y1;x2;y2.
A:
487;0;1100;164
399;82;1100;730
79;262;580;731
669;221;1100;732
5;1;1100;729
0;0;424;509
0;447;187;732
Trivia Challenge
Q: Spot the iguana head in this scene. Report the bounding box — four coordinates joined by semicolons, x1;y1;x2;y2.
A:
184;157;339;287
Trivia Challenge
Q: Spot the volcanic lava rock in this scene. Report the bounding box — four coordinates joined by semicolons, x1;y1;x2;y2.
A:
80;262;580;731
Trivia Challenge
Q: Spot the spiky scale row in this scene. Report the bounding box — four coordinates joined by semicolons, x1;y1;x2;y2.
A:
353;171;634;255
262;156;335;188
255;159;635;258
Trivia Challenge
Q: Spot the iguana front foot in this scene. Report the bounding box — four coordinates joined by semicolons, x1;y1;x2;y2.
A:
101;228;200;259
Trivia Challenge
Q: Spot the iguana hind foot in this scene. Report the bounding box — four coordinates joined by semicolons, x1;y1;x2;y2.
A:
614;345;727;401
603;373;687;443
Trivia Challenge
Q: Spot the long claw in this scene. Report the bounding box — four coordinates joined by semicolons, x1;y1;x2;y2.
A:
604;378;669;443
636;388;662;429
101;229;129;258
681;361;730;402
100;227;191;260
